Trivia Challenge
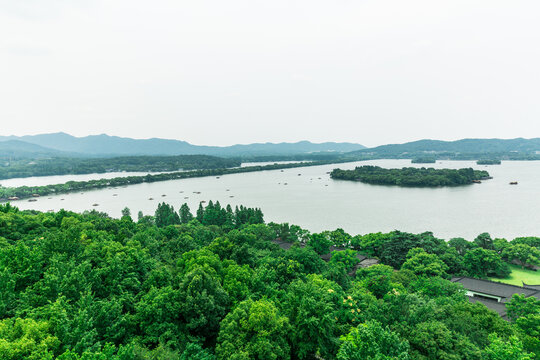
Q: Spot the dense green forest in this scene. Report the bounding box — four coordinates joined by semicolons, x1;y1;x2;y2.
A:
0;155;242;180
0;159;358;201
0;202;538;359
331;166;491;187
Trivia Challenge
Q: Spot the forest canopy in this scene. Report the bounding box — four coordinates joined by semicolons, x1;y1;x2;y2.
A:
0;202;537;359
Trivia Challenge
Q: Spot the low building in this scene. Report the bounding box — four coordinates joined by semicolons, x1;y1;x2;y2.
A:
451;277;540;320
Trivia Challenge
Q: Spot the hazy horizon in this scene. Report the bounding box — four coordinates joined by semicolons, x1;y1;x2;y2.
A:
2;131;540;149
2;1;539;147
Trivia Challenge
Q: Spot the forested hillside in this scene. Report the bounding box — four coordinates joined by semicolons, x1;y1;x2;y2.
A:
0;202;537;359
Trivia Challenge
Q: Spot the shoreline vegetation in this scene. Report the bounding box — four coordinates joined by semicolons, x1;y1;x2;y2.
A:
0;155;242;180
0;159;356;201
330;165;491;187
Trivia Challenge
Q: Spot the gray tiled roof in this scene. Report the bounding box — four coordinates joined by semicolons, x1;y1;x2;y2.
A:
523;282;540;291
452;277;540;302
467;297;509;321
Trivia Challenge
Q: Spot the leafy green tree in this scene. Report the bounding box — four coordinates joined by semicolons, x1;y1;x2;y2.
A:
409;321;481;359
464;247;510;278
135;286;186;348
0;318;59;360
474;232;494;250
330;249;360;273
308;232;332;255
356;264;396;299
179;203;194;224
180;343;215;360
222;262;253;305
448;237;476;256
507;295;540;322
401;248;449;277
483;334;532;360
154;203;180;227
503;244;540;269
216;299;290;360
337;320;410;360
121;207;131;219
178;267;230;339
284;274;343;359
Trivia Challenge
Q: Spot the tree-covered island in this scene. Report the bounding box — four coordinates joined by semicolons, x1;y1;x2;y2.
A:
331;165;491;187
411;157;436;164
477;159;502;165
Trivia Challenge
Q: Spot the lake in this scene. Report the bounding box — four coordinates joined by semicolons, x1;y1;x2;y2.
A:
7;159;540;241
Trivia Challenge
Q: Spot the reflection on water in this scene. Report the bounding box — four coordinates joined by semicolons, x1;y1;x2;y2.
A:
8;159;540;240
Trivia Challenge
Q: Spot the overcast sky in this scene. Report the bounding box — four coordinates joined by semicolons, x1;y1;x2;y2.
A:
1;1;539;147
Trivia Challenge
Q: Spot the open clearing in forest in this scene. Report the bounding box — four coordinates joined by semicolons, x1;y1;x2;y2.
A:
489;264;540;286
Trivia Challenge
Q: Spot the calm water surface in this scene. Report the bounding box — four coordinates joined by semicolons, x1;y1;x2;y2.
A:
8;160;540;240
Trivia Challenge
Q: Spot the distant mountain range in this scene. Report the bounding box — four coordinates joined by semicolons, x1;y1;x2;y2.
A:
2;133;540;160
348;138;540;158
0;133;366;158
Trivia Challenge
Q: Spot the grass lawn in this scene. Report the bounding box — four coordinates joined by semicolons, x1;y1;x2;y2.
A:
489;264;540;286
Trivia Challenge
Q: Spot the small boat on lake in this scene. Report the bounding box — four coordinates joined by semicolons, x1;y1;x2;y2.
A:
510;181;518;185
92;203;99;207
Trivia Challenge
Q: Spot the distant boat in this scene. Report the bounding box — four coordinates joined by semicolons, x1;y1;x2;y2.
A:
32;194;40;197
229;195;234;198
298;174;301;176
92;203;99;206
510;181;518;185
148;197;154;200
161;194;166;197
28;199;37;202
472;180;482;184
216;177;220;179
113;194;118;196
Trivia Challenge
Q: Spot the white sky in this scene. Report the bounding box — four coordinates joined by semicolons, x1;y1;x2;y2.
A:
1;0;539;147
